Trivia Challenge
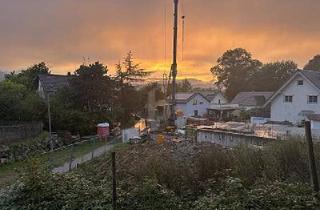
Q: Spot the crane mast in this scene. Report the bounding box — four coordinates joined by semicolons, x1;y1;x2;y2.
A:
169;0;179;127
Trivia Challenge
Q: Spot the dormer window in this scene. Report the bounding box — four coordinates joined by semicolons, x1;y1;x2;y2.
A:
297;80;303;86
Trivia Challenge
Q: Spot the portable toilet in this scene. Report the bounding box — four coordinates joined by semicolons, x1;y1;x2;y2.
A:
97;123;110;139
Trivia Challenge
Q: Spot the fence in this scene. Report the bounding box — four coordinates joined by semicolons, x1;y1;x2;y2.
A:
50;136;119;173
0;122;43;144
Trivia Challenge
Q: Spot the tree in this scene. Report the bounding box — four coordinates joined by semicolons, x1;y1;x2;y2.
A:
0;80;46;122
304;55;320;71
116;51;151;83
249;61;297;91
211;48;262;100
114;52;152;127
47;62;115;135
177;79;192;92
5;62;50;90
70;62;114;113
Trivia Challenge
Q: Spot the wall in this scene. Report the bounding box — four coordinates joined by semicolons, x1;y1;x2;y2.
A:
197;129;274;148
122;128;139;143
0;122;43;144
311;120;320;130
176;94;210;117
271;74;320;125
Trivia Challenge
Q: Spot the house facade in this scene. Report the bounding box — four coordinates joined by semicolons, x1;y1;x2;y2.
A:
265;70;320;125
175;93;210;117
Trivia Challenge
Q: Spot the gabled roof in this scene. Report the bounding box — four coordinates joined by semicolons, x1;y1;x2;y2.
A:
38;74;70;93
300;70;320;90
174;92;210;104
264;70;320;107
199;91;223;102
231;92;273;107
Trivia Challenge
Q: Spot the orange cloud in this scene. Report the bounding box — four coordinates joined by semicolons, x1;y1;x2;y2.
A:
1;0;320;81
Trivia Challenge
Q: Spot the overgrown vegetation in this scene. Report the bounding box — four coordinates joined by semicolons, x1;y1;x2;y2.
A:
1;140;320;209
0;136;108;188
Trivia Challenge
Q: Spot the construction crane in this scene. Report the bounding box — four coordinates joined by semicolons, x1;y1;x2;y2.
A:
168;0;179;127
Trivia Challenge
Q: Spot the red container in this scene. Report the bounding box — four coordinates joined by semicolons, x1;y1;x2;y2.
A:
97;123;110;139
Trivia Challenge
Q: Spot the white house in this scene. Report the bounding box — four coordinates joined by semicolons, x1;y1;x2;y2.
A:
264;70;320;125
175;93;210;117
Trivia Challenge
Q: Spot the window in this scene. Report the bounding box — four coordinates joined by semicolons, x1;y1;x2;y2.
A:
308;96;318;104
218;99;221;104
193;99;197;105
284;95;293;103
194;110;198;116
297;80;304;86
199;101;204;105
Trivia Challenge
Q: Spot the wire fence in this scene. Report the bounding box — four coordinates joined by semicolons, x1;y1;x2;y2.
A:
44;136;119;174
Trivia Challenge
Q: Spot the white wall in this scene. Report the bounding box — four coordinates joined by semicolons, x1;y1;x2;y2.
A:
210;93;228;105
270;75;320;124
176;94;210;117
311;121;320;130
122;128;139;143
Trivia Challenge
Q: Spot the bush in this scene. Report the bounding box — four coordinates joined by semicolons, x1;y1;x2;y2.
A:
0;159;112;210
193;177;320;210
263;141;312;182
118;179;182;210
231;145;265;185
2;141;320;209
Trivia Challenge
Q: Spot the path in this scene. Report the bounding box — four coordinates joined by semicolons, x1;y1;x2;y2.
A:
52;143;114;174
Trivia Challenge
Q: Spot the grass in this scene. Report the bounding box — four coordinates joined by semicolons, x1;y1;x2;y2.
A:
44;139;109;168
0;139;110;188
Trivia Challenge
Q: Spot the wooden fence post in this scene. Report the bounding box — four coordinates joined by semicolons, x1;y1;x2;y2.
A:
112;152;117;210
305;121;319;192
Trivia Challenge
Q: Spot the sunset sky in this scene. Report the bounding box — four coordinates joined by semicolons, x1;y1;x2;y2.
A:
1;0;320;81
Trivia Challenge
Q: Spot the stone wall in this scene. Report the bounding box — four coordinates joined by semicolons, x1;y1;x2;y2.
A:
0;122;43;144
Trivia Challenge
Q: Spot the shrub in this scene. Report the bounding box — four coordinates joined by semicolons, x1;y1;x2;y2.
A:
263;141;310;182
0;159;112;210
231;145;265;185
118;179;182;210
193;177;320;210
2;141;320;209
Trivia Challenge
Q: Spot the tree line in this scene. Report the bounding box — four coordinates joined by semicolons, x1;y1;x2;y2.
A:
211;48;320;100
0;52;152;135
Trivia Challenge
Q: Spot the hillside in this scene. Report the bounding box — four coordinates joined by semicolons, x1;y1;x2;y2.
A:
181;78;215;89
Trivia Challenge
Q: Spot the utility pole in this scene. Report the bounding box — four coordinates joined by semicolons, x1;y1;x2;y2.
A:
169;0;179;127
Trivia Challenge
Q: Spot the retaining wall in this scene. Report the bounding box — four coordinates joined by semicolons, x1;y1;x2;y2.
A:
197;128;274;147
0;122;43;144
